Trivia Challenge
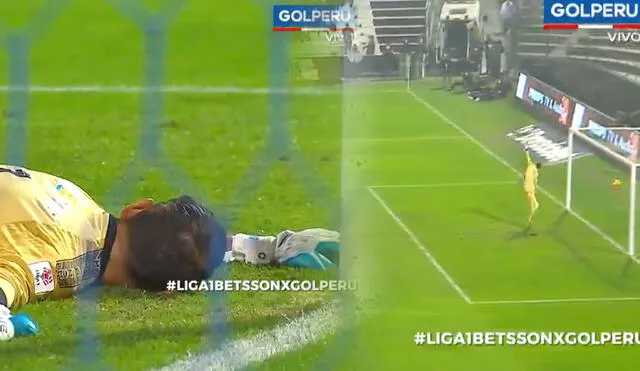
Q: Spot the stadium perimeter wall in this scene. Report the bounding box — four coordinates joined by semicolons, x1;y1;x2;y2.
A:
519;58;640;127
513;69;640;170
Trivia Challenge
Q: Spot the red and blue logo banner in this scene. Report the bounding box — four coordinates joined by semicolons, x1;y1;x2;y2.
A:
272;4;357;31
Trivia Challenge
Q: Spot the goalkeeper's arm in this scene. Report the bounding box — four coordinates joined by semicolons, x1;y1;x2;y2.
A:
524;146;533;166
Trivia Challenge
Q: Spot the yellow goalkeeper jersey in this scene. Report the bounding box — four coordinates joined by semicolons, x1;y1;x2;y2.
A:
0;165;115;309
524;164;538;193
523;151;538;193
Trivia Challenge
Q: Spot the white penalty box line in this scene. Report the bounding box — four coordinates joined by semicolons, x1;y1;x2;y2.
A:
347;135;465;143
369;180;640;305
0;85;407;95
367;180;517;304
368;185;473;303
473;296;640;305
369;180;516;189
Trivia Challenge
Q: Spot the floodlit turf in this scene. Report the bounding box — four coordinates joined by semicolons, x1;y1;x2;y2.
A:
257;83;640;371
0;1;341;370
0;91;340;370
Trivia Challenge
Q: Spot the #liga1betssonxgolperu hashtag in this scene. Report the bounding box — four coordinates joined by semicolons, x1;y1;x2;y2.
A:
412;331;640;346
170;279;357;292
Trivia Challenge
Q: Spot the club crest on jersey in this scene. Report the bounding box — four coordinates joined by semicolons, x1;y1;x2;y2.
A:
28;262;55;294
41;268;54;286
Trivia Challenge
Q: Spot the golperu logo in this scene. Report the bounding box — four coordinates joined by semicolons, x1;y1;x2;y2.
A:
273;4;357;30
277;8;351;23
549;3;638;18
543;0;640;25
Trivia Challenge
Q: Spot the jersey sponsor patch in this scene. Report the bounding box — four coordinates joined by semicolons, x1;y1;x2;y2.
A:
42;181;92;219
28;262;55;294
55;250;103;289
507;124;591;165
42;196;67;218
54;181;89;205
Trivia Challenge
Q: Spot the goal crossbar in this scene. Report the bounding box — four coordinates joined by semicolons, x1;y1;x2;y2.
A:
567;126;640;256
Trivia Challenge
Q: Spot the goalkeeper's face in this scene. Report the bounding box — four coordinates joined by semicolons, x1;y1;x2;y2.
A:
107;196;224;291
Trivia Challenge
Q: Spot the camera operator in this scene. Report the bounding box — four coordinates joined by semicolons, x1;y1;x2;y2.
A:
500;0;516;33
400;39;413;80
441;51;454;88
500;0;519;70
496;76;512;98
381;44;397;77
366;35;376;56
485;37;504;78
415;36;427;78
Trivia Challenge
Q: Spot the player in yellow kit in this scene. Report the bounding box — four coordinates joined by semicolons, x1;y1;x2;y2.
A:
0;164;339;339
0;165;223;312
523;148;541;228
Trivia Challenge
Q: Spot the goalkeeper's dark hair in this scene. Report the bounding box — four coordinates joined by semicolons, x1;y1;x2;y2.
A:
125;195;225;291
536;163;542;168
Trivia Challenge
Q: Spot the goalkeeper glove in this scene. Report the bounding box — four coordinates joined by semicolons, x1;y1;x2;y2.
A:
274;229;339;270
0;304;40;341
228;229;339;270
229;234;276;265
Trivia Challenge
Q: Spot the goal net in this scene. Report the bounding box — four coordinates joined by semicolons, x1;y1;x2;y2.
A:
566;126;640;257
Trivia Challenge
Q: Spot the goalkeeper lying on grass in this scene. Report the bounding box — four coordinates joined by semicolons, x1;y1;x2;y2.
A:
0;165;338;340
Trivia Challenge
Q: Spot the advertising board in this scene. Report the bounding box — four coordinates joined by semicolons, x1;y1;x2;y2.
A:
515;73;639;161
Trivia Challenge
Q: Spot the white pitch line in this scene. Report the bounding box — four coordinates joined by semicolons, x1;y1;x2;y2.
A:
407;89;640;265
367;186;472;303
347;135;465;143
0;85;405;95
369;180;516;189
158;303;339;371
472;296;640;305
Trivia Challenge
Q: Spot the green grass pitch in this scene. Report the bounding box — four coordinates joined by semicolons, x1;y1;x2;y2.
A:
1;1;340;369
257;84;640;370
3;1;640;370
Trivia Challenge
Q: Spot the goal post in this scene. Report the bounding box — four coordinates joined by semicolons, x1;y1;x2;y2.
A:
566;126;640;257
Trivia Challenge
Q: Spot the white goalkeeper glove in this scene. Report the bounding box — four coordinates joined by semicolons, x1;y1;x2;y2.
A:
228;229;339;270
0;303;39;341
274;228;339;270
0;305;14;341
228;234;276;265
